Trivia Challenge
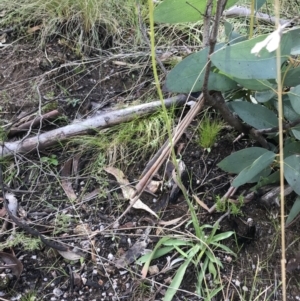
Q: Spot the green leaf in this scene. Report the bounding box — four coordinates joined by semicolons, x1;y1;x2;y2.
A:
165;46;238;93
286;196;300;226
218;147;271;174
211;32;293;79
163;245;199;301
141;237;170;278
282;66;300;87
255;89;276;103
254;0;267;10
292;127;300;140
247;167;272;183
154;0;239;24
288;85;300;115
251;170;280;190
233;151;276;187
289;28;300;55
283;98;300;121
233;77;273;91
163;239;192;246
224;21;247;45
208;261;217;279
211;231;234;243
284;155;300;195
230;102;278;129
284;141;300;158
136;246;173;264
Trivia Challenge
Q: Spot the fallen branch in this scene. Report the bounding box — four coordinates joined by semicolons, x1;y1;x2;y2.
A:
0;95;188;157
8;109;62;137
224;5;291;25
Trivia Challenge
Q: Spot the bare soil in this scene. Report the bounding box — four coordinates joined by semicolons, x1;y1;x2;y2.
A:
1;39;300;301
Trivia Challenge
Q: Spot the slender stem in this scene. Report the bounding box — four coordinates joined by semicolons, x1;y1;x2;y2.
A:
274;0;286;299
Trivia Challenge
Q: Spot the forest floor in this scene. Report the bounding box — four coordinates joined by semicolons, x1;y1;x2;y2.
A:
1;35;300;301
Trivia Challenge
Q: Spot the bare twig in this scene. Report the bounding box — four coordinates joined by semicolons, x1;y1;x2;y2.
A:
0;95;188;158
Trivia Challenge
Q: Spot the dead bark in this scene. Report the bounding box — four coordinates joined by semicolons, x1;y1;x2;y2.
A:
0;95;188;158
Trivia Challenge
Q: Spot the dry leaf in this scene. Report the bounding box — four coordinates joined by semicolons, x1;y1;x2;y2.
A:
27;25;42;34
104;166;158;218
193;194;210;212
158;217;183;226
58;248;85;261
73;223;92;235
0;33;6;43
146;180;161;194
0;252;23;279
61;159;77;201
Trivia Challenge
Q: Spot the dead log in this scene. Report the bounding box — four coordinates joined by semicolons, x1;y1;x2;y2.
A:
0;95;188;157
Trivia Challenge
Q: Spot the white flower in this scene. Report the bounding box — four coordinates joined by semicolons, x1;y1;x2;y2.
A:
251;21;292;55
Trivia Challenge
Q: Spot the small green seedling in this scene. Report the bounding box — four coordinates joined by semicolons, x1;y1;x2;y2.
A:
198;115;224;152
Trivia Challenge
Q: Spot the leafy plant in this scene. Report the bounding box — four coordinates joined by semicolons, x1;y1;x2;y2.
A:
216;195;244;216
198;114;224;151
153;0;300;226
137;203;235;300
40;154;59;166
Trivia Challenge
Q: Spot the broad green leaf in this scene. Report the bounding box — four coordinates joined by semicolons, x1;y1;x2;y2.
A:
284;155;300;195
247;167;271;183
282;99;300;121
233;151;276;187
255;89;276;103
292;127;300;140
288;85;300;115
211;231;234;243
154;0;239;24
218;147;271;174
230;102;278;129
289;28;300;55
165;47;238;93
211;32;292;79
284;141;300;158
286;196;300;226
233;77;273;91
282;66;300;87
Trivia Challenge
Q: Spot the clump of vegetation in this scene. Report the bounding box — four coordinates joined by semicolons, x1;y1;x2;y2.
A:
0;0;147;52
197;114;224;151
72;108;175;165
215;195;244;216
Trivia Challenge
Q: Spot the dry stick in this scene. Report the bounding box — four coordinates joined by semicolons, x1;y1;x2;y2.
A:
111;95;205;226
8;109;62;136
0;95;187;158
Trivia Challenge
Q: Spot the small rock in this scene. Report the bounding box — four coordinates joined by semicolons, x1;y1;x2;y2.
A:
53;287;63;297
148;265;159;275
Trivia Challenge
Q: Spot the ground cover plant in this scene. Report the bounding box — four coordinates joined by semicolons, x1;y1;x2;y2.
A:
1;0;300;300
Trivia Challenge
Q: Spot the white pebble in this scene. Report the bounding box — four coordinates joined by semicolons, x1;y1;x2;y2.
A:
53;288;63;297
235;280;240;287
107;253;114;261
